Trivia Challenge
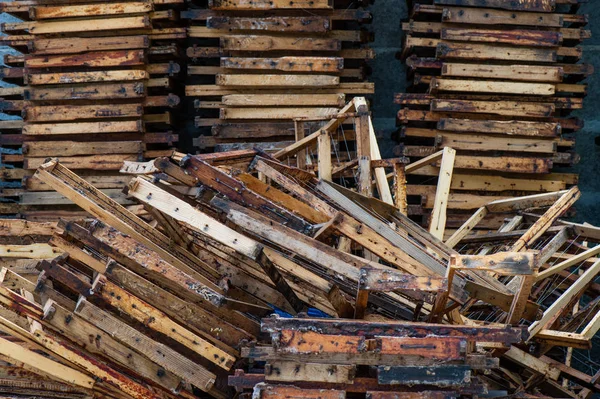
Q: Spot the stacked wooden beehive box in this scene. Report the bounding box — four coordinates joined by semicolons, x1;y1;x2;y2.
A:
184;0;375;153
0;0;183;220
396;0;590;230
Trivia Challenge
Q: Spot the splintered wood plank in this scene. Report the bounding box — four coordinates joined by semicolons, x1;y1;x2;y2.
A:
440;28;561;47
442;63;563;82
436;42;557;62
442;7;563;27
220;107;340;119
30;35;149;55
207;16;331;32
437;118;560;137
265;361;355;384
430;78;555;95
222;94;345;107
74;298;216;392
26;70;148;85
216;74;339;87
220;35;340;51
23;141;142;157
209;0;333;10
23;121;143;135
221;56;343;73
431;100;555;118
253;383;345;399
32;2;153;19
23;104;143;122
434;0;555;12
25;50;146;68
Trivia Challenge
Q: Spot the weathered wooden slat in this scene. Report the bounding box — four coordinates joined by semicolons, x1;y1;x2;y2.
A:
252;383;345;399
440;27;561;47
265;361;355;384
220;107;340;120
216;74;339;87
29;35;149;55
7;16;150;34
435;41;557;63
23;141;142;157
220;35;340;51
434;0;555;12
221;94;345;107
23;104;143;122
25;50;146;69
442;7;563;27
31;2;153;20
431;100;555;118
377;365;471;387
186;82;373;96
437;118;560;137
24;155;139;170
220;57;343;73
26;83;146;101
209;0;333;10
430;78;555;96
20;188;133;205
261;316;527;344
23;121;143;136
26;70;148;85
207;16;331;32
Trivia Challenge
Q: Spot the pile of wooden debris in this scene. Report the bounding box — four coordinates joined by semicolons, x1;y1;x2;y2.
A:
0;148;598;398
